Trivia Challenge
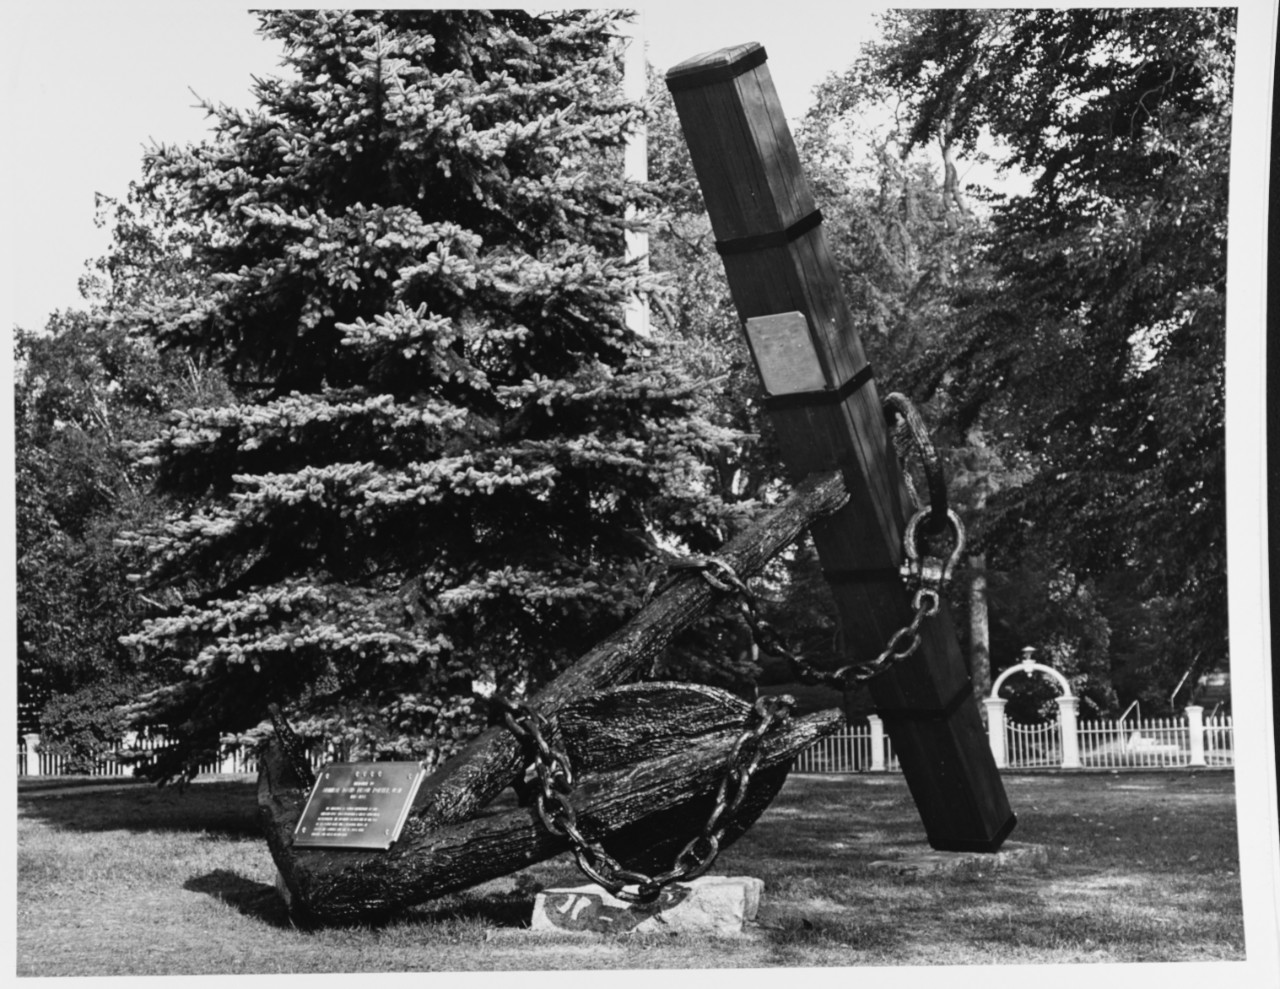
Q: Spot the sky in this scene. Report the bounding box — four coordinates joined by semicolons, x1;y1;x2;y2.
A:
2;2;876;334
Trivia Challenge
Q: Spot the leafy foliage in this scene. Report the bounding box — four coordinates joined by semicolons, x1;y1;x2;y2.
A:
36;677;147;775
118;10;751;778
15;310;226;764
791;41;1031;701
827;9;1234;708
798;64;990;386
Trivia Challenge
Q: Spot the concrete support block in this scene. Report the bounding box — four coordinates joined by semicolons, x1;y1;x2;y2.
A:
531;875;764;936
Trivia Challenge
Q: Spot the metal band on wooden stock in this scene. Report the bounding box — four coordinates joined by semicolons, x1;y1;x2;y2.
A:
715;209;824;256
761;362;875;412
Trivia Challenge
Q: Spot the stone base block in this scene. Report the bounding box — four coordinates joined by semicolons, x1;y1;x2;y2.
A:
868;840;1049;876
530;875;764;936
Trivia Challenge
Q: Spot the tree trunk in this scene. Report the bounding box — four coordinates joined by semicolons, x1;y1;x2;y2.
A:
969;553;991;718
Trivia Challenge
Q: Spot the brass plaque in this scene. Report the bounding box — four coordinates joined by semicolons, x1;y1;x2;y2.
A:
745;312;827;395
293;762;426;850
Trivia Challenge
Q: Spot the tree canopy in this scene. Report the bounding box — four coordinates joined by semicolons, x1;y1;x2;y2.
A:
117;10;750;778
14;306;230;767
816;8;1234;708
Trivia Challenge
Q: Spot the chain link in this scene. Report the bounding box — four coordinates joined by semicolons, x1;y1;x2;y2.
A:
501;694;791;903
500;396;961;894
657;555;945;692
642;395;963;693
884;391;949;535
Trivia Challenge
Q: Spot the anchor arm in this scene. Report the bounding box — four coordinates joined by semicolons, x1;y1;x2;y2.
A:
261;701;843;924
409;470;848;829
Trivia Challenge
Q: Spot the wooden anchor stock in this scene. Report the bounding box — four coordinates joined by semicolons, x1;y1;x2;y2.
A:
665;43;1016;852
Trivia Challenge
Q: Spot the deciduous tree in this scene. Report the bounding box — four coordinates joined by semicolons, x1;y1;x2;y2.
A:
15;310;223;769
845;8;1234;708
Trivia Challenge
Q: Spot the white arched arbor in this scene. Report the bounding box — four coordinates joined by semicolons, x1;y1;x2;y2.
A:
984;647;1080;769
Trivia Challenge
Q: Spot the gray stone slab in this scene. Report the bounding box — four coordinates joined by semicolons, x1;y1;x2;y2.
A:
868;840;1049;876
530;875;765;936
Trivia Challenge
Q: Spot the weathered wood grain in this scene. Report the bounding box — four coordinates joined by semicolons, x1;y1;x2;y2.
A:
666;43;1016;852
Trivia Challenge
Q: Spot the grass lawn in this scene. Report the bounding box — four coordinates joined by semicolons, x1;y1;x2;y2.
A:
17;769;1243;975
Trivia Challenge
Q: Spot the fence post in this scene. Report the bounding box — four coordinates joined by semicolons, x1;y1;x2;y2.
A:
23;733;41;776
983;698;1007;768
1057;695;1080;769
868;714;886;771
1185;705;1206;766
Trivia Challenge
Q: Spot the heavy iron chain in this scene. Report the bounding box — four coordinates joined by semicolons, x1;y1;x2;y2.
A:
502;394;954;895
644;555;943;691
500;693;792;903
643;394;965;693
884;391;950;535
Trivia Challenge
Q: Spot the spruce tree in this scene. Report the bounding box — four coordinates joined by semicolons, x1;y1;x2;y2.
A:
119;10;747;778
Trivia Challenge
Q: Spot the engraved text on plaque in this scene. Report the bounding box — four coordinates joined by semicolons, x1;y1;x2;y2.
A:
293;762;426;850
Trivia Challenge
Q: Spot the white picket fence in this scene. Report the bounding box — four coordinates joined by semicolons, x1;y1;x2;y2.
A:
1005;719;1062;769
18;712;1235;778
792;716;899;773
1074;715;1235;769
791;712;1233;774
1001;715;1236;770
17;730;346;778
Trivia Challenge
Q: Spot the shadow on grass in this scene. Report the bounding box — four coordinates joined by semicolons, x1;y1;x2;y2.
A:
18;776;153;794
185;869;293;928
183;865;538;934
19;780;261;838
402;892;538;930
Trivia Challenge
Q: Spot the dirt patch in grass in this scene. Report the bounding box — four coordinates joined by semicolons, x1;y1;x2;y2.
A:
17;770;1243;974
